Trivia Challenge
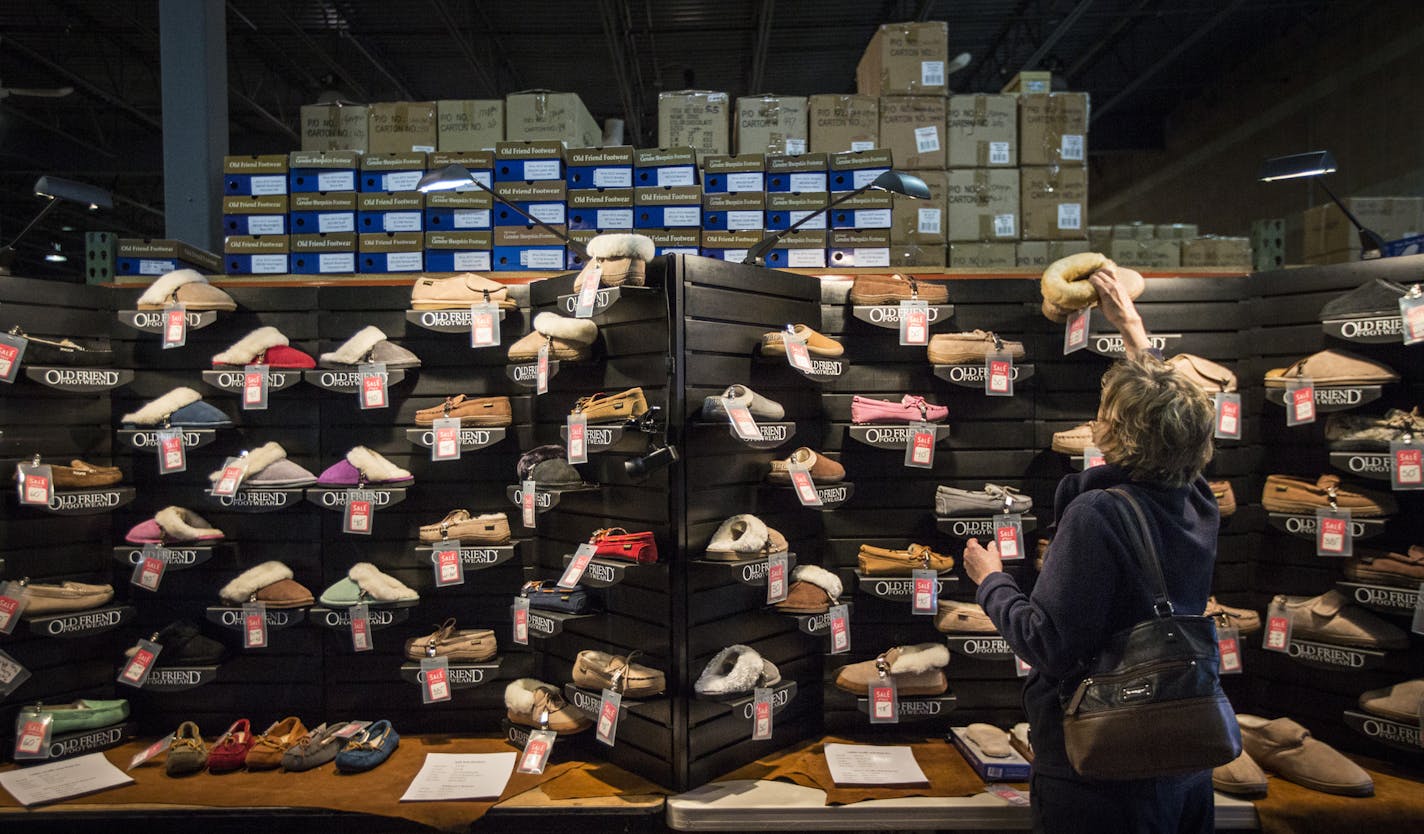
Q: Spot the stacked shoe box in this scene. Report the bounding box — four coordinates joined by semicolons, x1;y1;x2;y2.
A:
633;148;702;258
493;141;568;271
423;151;495;273
764;153;830;269
288;151;359;275
356;153;426;274
116;238;224;278
700;153;766;263
827;149;895;268
565;146;636;270
222;155;291;276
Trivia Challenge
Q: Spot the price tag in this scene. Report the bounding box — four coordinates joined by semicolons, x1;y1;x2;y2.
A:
1315;507;1352;557
724;400;762;441
1400;290;1424;345
559;542;597;590
242;601;268;649
766;552;788;605
1262;598;1291;653
752;686;774;740
1083;445;1106;469
868;674;899;724
1214;392;1242;440
536;342;550;395
350;603;372;652
16;462;53;506
0;331;27;383
358;362;389;410
162;303;187;349
0;581;29;634
1218;627;1242;674
986;351;1014;397
128;733;174;770
1391;440;1423;490
788;462;822;506
575;263;602;318
567;413;588;464
595;688;622;746
782;326;813;373
0;649;30;697
432;538;464;587
521;478;537;528
828;603;850;654
130;544;167;591
13;712;51;760
421;656;452;704
1285;377;1315;426
157;427;186;475
242;364;269;411
343;489;375;535
1063;307;1089;354
117;637;163;687
211;456;248;497
428;416;462;462
517;728;557;774
899;299;929;346
911;568;938;615
903;421;937;469
512;596;530;646
1014;655;1033;678
995;514;1024;561
470;302;500;348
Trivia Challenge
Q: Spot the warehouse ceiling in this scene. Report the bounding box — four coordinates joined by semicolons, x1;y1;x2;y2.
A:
0;0;1345;277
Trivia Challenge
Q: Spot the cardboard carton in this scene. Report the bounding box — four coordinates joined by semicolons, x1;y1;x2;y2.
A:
947;95;1017;168
1015;240;1091;268
299;104;368;152
1303;197;1423;257
735;95;809;156
891;170;947;245
1087;225;1112;252
1019;93;1089;166
505;90;601;148
878;95;947;170
808;94;879;154
366;102;437;154
1180;237;1252;268
1155;223;1200;240
1111;222;1154;241
1110;239;1181;269
856;21;949;96
947;169;1020;242
1000;71;1052;94
657;90;730;156
948;242;1017;268
889;244;948;268
1020;166;1088;241
436;99;504;152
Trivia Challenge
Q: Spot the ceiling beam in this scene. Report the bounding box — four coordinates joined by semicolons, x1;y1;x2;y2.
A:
599;0;645;143
1063;0;1153;81
749;0;775;93
428;0;499;97
2;36;161;130
339;29;415;100
1021;0;1095;70
258;0;370;100
0;103;118;158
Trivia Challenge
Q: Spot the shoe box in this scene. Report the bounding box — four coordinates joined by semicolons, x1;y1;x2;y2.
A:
566;146;634;191
702;153;766;194
829;148;893;192
766;153;828;193
634;147;699;188
949;726;1032;781
115;238;223;277
223;234;290;275
359;152;428;193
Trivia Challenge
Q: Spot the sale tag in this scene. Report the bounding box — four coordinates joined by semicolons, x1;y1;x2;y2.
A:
899;300;929;346
1285;377;1315;426
995;514;1024;561
1315;506;1352;557
766;552;788;605
470;302;500;348
521;478;537;528
128;733;174;770
117;637;162;687
243;601;268;649
1082;445;1106;469
1262;599;1292;652
904;420;936;469
432;538;465;587
1218;627;1242;674
130;544;167;591
16;462;53;506
724;400;762;441
911;568;938;615
1063;307;1089;354
987;785;1031;807
1391;440;1423;490
211;456;248;497
567;412;588;464
0;331;27;383
1400;289;1424;345
868;674;899;724
575;263;602;319
350;603;372;652
986;350;1014;397
1214;392;1242;440
828;603;851;654
752;686;774;740
242;364;269;411
0;649;31;697
0;581;30;634
432;417;461;462
517;728;557;774
162;303;187;349
358;362;388;410
1014;655;1033;678
536;342;550;395
595;688;622;746
13;712;52;760
782;326;813;373
421;656;452;704
788;463;822;506
559;542;597;589
343;489;375;535
156;427;186;475
512;596;530;646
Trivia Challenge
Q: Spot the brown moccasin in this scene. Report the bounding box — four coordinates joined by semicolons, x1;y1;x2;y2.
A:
1276;590;1408;649
414;395;512;427
572;650;665;697
1264;349;1399;388
1343;547;1424;588
848;274;949;305
51;460;123;490
404;618;497;662
934;599;997;634
927;330;1026;365
834;643;950;696
857;543;954;576
766;447;845;485
1260;474;1396;517
760;324;844;358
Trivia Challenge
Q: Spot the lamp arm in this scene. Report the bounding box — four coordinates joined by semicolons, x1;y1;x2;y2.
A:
743;183;876;265
466;177;589;260
1;199;59;252
1315;179;1387;252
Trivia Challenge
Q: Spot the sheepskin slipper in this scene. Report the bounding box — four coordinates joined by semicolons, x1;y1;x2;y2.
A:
135;269;237;312
775;564;842;614
218;561;313;608
205;441;317;488
505;678;592;734
694;645;781;699
211;326;315;369
318;325;421;369
704;514;789;561
120;387;233;428
317;562;419;607
964;723;1014;758
125;506;224;545
1039;252;1145;322
507;312;600;362
572;232;656;291
834;643;950;696
315;446;414;487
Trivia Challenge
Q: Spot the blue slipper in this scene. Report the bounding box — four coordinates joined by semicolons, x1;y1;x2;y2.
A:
334;719;398;773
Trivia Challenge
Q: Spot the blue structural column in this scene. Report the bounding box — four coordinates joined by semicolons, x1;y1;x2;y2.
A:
159;0;228;251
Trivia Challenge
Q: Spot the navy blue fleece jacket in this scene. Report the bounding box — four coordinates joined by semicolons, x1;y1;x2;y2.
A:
975;463;1218;779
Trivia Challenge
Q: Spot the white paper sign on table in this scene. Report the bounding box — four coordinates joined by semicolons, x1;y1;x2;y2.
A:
823;743;929;786
0;752;134;806
399;752;516;801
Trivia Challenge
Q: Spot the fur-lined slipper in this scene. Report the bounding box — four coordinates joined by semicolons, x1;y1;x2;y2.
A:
694;644;781;698
833;642;950;696
317;562;419;607
504;678;592;734
125;506;224;545
573;233;655;290
703;514;788;560
211;326;315;369
318;325;421;369
121;387;233;428
315;446;414;487
775;564;842;613
136;269;237;312
218;561;313;608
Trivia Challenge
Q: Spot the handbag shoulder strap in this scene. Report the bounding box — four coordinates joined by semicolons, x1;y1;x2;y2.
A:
1104;487;1174;619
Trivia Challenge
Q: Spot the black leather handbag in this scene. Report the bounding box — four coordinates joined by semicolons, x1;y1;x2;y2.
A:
1059;488;1242;780
520;580;590;614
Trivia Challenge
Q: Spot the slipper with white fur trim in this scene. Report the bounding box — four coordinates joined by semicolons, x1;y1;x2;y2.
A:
776;564;842;613
135;269;236;311
694;644;781;699
315;446;414;487
319;325;421;369
317;562;419;607
120;387;232;428
834;643;950;696
505;678;592;733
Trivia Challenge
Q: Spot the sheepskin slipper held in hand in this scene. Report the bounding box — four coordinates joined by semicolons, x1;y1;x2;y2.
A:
694;645;782;699
318;563;419;607
1039;252;1144;323
315;446;414;488
211;326;314;369
704;514;789;561
205;441;318;488
120;387;233;428
125;506;224;545
507;312;599;362
318;325;421;369
136;269;237;312
834;643;950;696
505;678;592;734
775;565;842;614
218;561;313;609
573;232;656;291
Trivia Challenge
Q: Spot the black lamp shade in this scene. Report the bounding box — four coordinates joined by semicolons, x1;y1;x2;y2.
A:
1258;151;1338;183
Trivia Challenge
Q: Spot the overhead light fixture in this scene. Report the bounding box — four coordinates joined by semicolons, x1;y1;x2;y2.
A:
44;243;66;263
416;164;589;260
0;176;113;275
1258;151;1386;256
742;170;930;266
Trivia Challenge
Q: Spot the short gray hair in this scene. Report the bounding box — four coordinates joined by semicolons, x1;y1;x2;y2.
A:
1095;355;1214;487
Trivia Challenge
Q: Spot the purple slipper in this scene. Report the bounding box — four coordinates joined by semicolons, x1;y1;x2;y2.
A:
316;446;414;488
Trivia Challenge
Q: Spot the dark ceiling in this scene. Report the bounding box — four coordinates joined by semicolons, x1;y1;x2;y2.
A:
0;0;1342;277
